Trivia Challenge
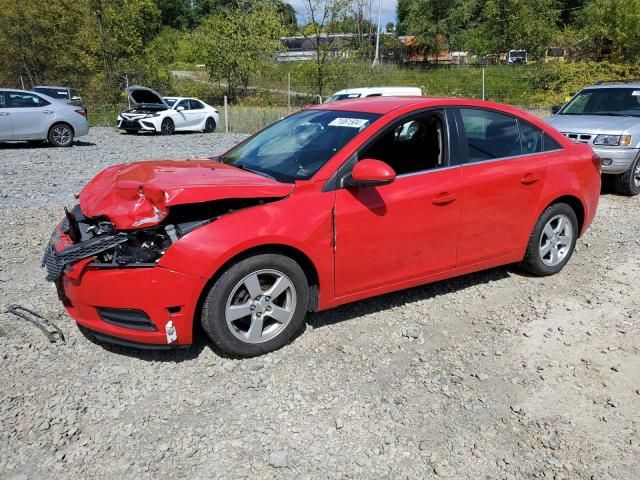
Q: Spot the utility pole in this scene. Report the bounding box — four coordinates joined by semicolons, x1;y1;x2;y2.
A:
372;0;382;66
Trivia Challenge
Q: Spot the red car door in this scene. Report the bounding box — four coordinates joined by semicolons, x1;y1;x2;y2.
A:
333;110;462;298
455;108;549;266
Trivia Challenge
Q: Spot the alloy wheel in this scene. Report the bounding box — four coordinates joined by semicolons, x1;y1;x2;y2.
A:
52;126;71;146
634;161;640;188
161;119;174;135
539;214;574;267
225;269;297;344
205;118;215;132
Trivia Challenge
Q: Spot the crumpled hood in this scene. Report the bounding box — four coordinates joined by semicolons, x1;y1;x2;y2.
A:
79;160;294;229
547;114;640;134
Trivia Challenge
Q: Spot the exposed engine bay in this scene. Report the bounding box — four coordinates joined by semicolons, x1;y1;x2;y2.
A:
42;199;271;282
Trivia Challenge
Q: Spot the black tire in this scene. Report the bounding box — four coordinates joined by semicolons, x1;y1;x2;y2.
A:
613;155;640;196
47;123;74;147
520;202;579;276
160;118;175;135
201;254;309;357
204;117;216;133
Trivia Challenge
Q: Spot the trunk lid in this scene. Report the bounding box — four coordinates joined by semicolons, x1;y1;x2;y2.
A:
79;160;294;229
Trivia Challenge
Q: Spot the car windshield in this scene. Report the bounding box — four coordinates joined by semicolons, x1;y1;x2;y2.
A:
561;88;640;117
164;98;177;107
33;87;68;100
219;109;380;183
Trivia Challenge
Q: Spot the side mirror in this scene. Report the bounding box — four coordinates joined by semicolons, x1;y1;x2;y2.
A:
176;106;185;111
347;159;396;188
551;105;563;115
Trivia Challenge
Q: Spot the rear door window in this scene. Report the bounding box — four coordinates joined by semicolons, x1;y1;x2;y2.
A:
460;108;521;162
189;99;204;110
7;92;50;107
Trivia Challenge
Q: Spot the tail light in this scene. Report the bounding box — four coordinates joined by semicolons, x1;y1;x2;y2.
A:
592;153;602;173
75;109;86;117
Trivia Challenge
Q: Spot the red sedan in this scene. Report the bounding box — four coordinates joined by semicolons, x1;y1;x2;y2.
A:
44;97;601;357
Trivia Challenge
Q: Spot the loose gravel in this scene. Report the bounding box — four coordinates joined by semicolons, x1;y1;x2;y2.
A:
1;128;639;479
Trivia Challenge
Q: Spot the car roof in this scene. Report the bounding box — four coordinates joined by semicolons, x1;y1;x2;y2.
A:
309;96;526;115
33;86;69;89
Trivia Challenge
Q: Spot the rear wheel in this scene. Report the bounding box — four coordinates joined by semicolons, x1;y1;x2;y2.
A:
160;118;175;135
520;202;578;276
613;155;640;196
48;123;74;147
204;117;216;133
201;254;309;357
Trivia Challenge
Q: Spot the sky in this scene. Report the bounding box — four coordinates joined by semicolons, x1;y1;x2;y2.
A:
287;0;398;28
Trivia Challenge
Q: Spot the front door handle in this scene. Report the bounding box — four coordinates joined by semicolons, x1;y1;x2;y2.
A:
0;112;9;116
432;192;458;205
521;173;540;185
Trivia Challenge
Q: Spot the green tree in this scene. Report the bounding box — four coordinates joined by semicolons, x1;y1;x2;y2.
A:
190;2;284;98
153;0;195;29
578;0;640;61
0;0;89;87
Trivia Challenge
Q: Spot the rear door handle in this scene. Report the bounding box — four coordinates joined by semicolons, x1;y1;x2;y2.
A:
43;111;54;115
521;173;540;185
432;192;458;205
0;112;9;116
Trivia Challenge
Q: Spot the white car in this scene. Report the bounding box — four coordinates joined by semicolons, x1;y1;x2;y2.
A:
117;86;220;135
325;86;422;103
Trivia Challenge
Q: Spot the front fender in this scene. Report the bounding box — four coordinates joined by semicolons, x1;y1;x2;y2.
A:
158;186;335;306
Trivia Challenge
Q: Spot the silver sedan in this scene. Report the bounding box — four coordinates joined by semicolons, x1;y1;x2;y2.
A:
0;89;89;147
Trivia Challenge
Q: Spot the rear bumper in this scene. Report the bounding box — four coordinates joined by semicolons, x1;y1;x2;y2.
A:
593;147;639;174
60;266;206;346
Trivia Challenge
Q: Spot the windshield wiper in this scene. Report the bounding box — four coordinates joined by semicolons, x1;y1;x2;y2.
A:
233;163;277;181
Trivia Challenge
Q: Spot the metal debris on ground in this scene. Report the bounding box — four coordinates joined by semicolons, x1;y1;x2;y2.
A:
4;305;65;344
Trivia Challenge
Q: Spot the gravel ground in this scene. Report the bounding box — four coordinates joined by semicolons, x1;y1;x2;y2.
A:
1;128;639;479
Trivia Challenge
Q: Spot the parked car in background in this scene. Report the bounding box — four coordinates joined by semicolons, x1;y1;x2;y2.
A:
548;82;640;195
0;89;89;147
325;86;422;102
506;50;528;64
117;86;219;135
44;97;600;356
32;85;86;114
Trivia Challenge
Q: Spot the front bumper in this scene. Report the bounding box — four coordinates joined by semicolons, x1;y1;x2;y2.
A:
592;147;639;174
60;266;206;347
116;116;158;132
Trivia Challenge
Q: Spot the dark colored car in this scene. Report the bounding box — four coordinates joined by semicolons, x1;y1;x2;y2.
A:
32;86;86;115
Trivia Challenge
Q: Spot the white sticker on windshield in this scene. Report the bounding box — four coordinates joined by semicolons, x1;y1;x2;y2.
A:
633;91;640;96
328;118;370;128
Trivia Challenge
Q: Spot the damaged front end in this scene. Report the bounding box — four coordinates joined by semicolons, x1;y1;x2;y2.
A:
42;198;270;286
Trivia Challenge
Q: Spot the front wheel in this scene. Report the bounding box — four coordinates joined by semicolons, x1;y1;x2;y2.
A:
160;118;175;135
48;123;74;147
520;202;579;276
204;117;216;133
201;254;309;357
613;155;640;196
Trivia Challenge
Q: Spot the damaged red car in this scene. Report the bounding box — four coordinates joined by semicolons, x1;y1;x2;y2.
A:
43;98;601;357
